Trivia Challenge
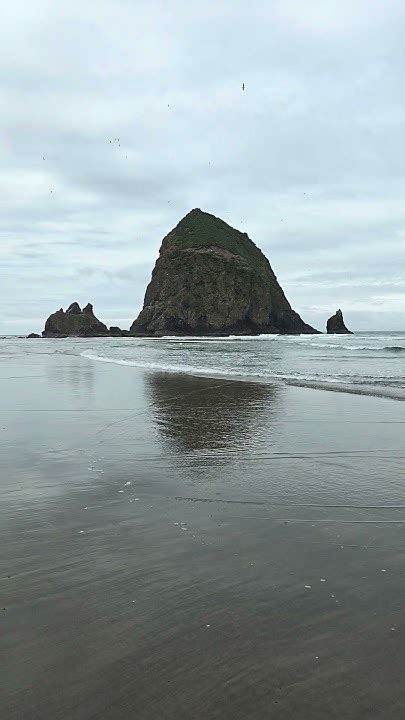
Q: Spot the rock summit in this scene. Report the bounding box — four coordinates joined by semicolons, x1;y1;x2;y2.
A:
326;309;353;334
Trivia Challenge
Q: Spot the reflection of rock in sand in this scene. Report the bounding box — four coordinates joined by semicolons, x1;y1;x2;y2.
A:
145;372;279;454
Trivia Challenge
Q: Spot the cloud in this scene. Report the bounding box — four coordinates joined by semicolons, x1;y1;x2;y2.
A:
1;0;405;332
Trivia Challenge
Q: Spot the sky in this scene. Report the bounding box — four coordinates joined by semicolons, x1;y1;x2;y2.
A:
1;0;405;334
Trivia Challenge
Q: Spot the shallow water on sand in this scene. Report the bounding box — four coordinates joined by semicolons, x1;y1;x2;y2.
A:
2;351;405;719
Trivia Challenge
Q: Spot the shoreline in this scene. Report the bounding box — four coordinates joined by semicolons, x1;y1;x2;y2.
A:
5;332;404;402
2;332;404;404
80;349;405;402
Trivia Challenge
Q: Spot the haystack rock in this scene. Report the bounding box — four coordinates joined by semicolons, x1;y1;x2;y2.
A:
130;209;319;336
42;302;110;337
326;309;353;334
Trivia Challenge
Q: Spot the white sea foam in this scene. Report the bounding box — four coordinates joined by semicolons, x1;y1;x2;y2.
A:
310;343;405;352
162;334;281;341
81;351;233;376
81;350;323;383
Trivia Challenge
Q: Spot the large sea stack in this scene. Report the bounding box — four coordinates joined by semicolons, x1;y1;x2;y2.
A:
42;302;110;337
326;309;353;335
131;209;319;336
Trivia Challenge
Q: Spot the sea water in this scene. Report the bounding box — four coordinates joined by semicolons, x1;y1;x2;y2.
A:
1;331;404;400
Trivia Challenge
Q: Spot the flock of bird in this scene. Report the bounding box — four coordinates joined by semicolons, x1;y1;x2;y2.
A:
42;85;248;196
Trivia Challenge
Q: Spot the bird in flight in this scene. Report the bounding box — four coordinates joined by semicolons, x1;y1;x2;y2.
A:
242;83;245;91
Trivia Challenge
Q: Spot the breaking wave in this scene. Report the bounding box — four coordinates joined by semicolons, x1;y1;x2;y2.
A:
81;349;405;401
310;343;405;352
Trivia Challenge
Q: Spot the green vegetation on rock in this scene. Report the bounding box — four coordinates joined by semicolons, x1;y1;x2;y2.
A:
164;209;269;272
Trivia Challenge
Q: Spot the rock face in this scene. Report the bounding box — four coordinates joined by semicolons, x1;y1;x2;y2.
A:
131;209;319;336
326;309;353;334
42;303;110;337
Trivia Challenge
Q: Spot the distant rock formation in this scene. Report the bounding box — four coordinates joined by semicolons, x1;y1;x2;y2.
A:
131;209;319;336
42;302;110;337
109;326;123;336
326;309;353;334
27;333;41;338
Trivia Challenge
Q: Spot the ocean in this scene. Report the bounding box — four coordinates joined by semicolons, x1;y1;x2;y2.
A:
2;331;405;400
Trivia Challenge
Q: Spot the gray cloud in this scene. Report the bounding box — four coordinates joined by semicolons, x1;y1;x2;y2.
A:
1;0;405;333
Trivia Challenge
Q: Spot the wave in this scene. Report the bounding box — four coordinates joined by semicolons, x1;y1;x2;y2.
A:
81;351;279;379
310;343;405;352
81;351;405;400
81;350;329;381
162;334;281;342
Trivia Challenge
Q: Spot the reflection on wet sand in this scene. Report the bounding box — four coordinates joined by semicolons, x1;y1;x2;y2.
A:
47;355;95;400
145;372;280;455
5;355;405;720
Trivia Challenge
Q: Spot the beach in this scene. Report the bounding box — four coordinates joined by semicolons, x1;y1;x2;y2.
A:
2;346;405;719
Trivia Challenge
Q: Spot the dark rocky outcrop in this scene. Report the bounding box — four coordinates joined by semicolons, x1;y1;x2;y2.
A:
42;303;110;337
131;209;319;336
109;326;123;336
326;309;353;334
27;333;41;338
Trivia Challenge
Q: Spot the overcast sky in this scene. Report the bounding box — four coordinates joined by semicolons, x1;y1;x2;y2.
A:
1;0;405;333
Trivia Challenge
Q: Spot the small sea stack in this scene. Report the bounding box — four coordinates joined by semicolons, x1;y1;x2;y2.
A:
42;302;110;337
326;309;353;334
109;326;124;337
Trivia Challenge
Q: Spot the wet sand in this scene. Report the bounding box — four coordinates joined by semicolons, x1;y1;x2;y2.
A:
2;351;405;719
